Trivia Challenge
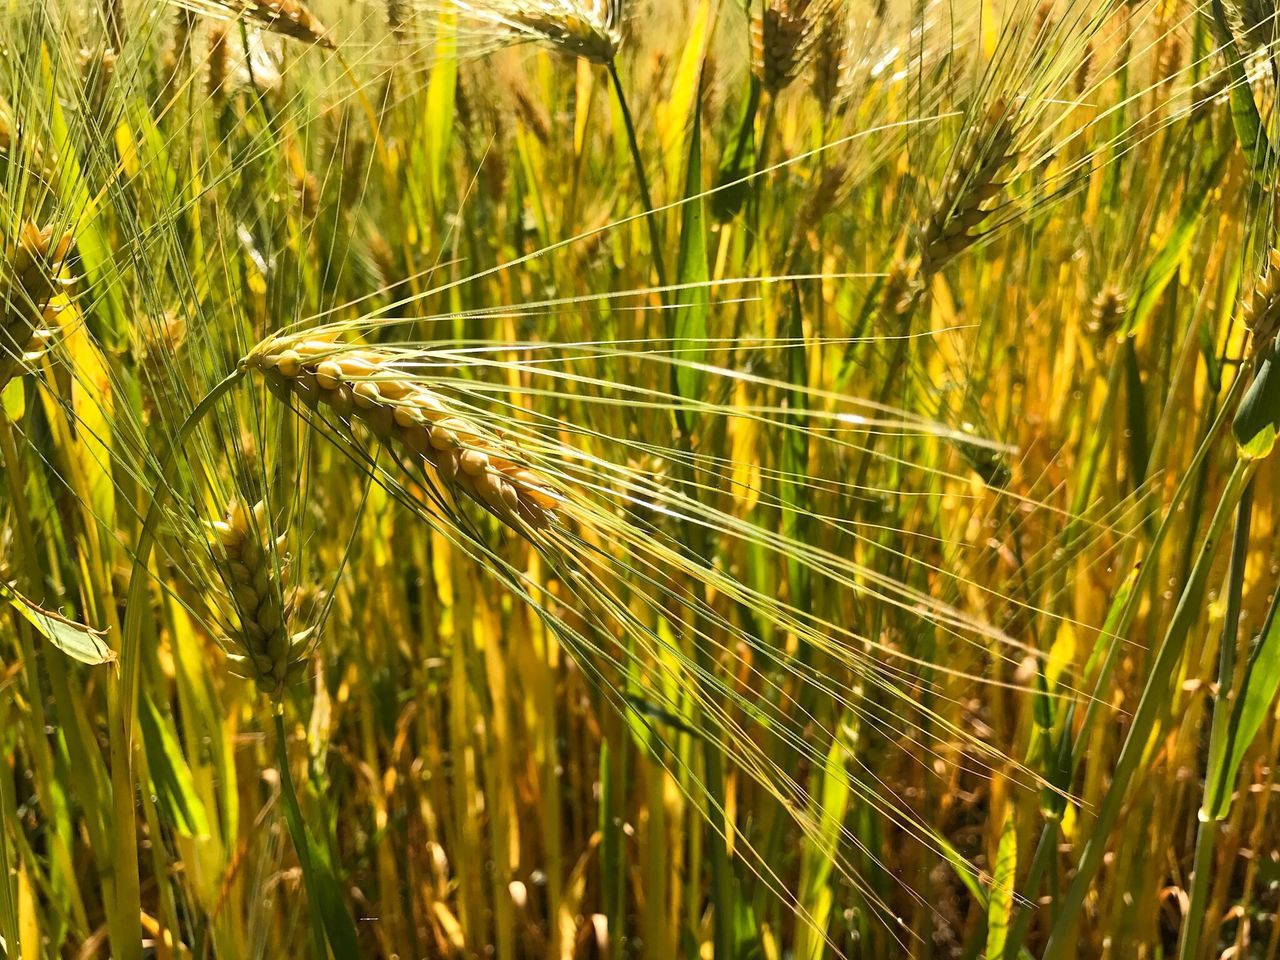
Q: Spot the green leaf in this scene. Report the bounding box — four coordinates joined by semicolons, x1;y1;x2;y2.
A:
1;380;23;421
985;810;1018;959
1207;0;1270;170
1206;593;1280;819
673;89;709;406
425;12;458;208
1124;149;1228;337
138;694;210;837
1232;341;1280;458
712;75;759;222
1;583;113;665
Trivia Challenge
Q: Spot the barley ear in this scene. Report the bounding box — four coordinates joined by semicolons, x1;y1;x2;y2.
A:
920;97;1022;275
1;221;74;391
245;336;562;534
210;500;315;697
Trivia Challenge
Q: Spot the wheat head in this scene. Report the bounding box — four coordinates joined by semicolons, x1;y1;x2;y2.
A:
442;0;623;63
920;97;1022;275
751;0;832;95
1;221;73;391
1243;249;1280;346
244;335;561;532
174;0;333;49
210;499;315;696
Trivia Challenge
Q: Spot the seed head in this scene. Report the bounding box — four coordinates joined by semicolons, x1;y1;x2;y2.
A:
246;336;561;532
1;222;74;391
1243;249;1280;346
751;0;832;95
177;0;334;48
920;96;1022;274
809;5;847;110
209;500;315;697
1087;285;1127;343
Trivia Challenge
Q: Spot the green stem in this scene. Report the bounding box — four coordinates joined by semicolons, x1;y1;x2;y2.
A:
607;58;669;296
1042;457;1257;960
274;709;330;959
1177;478;1255;960
1004;375;1244;960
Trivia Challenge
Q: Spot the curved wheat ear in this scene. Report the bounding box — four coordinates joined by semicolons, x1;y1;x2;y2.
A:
1;221;73;391
433;0;623;63
1243;249;1280;345
173;0;333;48
244;336;561;531
920;96;1022;274
209;500;315;696
751;0;831;95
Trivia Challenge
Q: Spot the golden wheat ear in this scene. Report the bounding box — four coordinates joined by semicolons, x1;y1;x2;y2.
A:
752;0;832;95
244;335;561;533
1242;249;1280;345
172;0;334;48
1;221;74;391
920;96;1023;275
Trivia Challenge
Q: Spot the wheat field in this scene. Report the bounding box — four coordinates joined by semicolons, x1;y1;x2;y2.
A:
0;0;1278;957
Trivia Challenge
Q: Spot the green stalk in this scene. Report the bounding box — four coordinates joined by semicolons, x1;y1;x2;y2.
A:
608;53;733;956
1041;456;1258;960
1004;374;1245;960
607;58;669;295
93;368;243;960
1177;477;1255;960
0;702;19;957
274;709;330;959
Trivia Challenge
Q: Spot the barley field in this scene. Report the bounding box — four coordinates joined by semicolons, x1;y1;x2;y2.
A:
0;0;1278;957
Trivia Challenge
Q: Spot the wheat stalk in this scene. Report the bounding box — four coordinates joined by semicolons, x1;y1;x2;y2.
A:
1;222;73;391
244;335;561;531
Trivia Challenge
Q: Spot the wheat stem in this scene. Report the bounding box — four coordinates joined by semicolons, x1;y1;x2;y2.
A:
1178;477;1255;960
273;708;329;958
607;58;668;296
121;368;247;737
1042;456;1259;960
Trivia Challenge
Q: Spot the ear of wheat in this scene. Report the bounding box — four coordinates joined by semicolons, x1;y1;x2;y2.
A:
210;499;315;696
174;0;333;48
751;0;832;95
436;0;623;63
244;335;560;531
1243;249;1280;346
920;96;1022;274
808;4;847;109
1;221;73;390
